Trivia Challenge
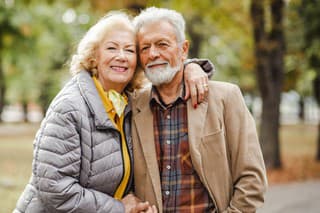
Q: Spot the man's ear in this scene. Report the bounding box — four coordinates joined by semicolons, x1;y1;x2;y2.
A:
181;40;189;60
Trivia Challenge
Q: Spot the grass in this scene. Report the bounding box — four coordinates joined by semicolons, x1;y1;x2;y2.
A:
0;123;319;212
0;123;38;213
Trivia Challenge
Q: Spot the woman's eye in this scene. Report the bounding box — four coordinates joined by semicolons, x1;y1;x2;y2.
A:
106;47;116;50
126;49;135;53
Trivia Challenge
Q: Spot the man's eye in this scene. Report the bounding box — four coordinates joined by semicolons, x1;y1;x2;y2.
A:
140;46;149;52
106;47;116;50
159;43;168;46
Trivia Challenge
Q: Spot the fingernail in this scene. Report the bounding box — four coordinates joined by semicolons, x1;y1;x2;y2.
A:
194;104;197;109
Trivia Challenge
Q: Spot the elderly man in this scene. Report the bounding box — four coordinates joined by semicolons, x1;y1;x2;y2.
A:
131;7;267;213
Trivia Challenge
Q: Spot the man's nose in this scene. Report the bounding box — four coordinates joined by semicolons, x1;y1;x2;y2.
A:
149;46;160;59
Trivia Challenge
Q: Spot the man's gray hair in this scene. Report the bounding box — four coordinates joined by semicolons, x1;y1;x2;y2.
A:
133;7;186;43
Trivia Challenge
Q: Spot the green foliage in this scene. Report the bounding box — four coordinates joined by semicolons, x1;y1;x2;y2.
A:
0;0;319;114
300;0;320;104
0;0;94;113
284;0;311;94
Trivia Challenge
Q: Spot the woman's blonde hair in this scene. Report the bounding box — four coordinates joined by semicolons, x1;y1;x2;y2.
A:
69;11;145;91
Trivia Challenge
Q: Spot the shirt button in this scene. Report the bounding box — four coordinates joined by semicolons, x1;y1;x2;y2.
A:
166;115;171;120
166;165;171;170
165;191;170;195
166;140;171;144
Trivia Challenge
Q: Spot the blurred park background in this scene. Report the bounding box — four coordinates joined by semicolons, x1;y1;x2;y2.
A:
0;0;320;212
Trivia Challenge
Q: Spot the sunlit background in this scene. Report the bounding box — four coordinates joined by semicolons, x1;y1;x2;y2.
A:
0;0;319;212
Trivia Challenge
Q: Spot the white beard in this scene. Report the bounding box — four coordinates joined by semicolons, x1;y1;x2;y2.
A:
144;61;182;86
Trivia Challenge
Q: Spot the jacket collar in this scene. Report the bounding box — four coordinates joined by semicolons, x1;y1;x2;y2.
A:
186;98;208;177
133;86;163;210
76;71;131;129
149;83;185;110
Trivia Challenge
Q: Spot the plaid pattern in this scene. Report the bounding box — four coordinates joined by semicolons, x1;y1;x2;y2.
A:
150;87;215;213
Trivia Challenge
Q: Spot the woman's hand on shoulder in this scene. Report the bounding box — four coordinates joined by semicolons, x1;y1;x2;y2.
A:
184;63;209;108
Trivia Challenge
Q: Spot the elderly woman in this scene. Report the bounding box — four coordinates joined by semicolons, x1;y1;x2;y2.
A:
14;11;212;213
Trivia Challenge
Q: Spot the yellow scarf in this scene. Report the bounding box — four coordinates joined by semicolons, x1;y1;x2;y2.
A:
92;76;128;126
107;89;127;117
92;76;131;199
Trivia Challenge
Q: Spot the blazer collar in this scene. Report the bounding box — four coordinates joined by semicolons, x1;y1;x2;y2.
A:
134;87;163;210
187;99;208;176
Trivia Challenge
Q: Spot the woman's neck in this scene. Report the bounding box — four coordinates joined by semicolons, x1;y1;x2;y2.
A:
98;78;125;93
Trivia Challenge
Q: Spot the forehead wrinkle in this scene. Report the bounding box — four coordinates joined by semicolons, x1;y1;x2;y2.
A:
105;41;135;47
138;22;177;44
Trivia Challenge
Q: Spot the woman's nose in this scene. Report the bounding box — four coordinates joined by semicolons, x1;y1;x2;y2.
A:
116;49;126;60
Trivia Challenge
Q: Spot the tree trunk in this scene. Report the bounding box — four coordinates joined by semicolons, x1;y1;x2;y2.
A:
298;96;305;121
317;120;320;160
314;75;320;160
22;101;28;123
250;0;285;168
187;15;204;58
0;56;5;122
260;91;282;168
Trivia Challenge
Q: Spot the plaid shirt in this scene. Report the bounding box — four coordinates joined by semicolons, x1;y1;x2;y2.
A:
150;86;215;213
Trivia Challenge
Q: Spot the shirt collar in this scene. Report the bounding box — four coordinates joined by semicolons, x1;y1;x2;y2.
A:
150;82;186;110
92;76;128;115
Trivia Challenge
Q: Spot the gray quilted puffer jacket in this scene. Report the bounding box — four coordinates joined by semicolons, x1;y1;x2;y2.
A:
14;71;132;213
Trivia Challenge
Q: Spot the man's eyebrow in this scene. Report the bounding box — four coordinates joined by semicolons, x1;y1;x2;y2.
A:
140;38;170;44
139;42;150;46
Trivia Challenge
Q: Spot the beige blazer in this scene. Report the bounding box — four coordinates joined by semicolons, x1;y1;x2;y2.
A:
131;81;268;213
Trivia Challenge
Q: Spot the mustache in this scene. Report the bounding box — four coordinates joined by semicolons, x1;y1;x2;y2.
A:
146;60;169;69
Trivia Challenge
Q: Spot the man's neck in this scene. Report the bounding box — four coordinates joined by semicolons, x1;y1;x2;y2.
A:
155;70;184;105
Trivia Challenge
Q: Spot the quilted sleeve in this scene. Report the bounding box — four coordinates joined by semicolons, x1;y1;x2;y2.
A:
33;105;124;213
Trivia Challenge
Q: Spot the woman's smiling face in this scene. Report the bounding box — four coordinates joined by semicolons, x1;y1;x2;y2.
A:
96;26;137;92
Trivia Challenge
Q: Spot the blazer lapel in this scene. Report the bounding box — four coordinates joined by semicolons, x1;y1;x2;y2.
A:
134;92;163;210
187;100;208;176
